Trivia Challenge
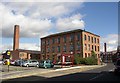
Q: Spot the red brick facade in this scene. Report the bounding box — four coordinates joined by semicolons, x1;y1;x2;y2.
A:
41;29;100;63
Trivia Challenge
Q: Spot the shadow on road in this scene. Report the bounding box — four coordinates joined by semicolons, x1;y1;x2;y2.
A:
42;71;120;81
2;71;120;83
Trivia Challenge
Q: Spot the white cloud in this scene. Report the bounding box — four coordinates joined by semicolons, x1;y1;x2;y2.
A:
1;0;85;2
1;2;84;38
1;2;85;51
19;43;40;51
1;43;40;52
56;14;85;32
100;34;118;52
1;44;13;52
3;2;83;18
0;3;53;38
1;0;118;2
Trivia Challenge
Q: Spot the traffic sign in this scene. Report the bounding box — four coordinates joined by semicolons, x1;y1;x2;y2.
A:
7;51;11;56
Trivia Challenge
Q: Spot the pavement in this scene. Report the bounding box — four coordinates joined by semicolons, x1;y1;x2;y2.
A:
1;63;107;81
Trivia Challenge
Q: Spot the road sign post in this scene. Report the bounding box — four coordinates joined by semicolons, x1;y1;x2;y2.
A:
6;59;10;72
6;51;11;72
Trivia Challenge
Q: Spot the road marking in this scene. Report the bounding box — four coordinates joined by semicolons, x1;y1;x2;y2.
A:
89;74;104;81
108;68;114;72
55;66;81;71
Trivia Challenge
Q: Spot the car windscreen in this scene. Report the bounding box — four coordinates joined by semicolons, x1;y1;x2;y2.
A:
32;60;37;62
40;61;44;63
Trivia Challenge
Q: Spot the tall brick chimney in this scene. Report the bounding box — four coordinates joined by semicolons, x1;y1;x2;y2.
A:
104;43;107;53
13;25;19;51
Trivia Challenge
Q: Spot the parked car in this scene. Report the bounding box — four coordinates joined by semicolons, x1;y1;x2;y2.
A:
10;60;15;65
14;59;25;66
114;58;120;75
22;59;39;67
0;60;4;65
39;59;54;68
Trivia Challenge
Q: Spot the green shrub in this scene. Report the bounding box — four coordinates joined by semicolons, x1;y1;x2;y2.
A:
91;50;97;58
85;57;97;65
79;58;86;64
74;51;98;65
74;54;80;65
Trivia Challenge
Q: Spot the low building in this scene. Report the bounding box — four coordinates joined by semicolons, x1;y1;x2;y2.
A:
3;49;41;60
100;50;117;63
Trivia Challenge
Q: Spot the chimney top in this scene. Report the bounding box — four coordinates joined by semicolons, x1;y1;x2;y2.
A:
14;25;19;27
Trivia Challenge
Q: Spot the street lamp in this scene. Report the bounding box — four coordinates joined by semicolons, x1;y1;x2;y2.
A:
70;51;74;66
70;51;73;55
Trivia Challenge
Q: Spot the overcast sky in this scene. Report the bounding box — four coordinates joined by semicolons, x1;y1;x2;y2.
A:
0;0;119;53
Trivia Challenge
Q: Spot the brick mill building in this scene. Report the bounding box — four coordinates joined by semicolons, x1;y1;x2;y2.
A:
10;25;41;60
41;29;100;63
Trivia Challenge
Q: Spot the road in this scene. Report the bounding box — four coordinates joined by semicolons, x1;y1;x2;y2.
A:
41;63;120;81
2;63;120;82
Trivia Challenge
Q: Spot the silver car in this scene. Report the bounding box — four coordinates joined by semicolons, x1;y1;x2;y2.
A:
22;59;39;67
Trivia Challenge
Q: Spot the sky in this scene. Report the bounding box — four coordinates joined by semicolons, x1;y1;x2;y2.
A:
0;0;119;53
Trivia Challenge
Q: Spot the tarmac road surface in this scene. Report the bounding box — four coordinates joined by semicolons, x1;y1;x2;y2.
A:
2;63;118;82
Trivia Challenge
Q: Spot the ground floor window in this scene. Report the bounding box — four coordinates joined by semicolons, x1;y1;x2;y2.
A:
85;53;87;58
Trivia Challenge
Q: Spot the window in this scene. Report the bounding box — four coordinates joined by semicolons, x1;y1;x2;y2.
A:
70;34;74;41
88;36;90;41
52;38;55;44
94;37;96;43
95;46;96;51
92;37;93;43
98;46;99;51
47;47;50;53
70;44;74;51
88;53;90;57
42;49;45;53
85;53;87;58
84;44;87;50
57;46;60;53
52;46;55;53
57;37;60;43
84;34;87;40
77;42;80;51
77;33;80;41
55;38;57;43
63;35;66;43
47;39;50;45
88;44;90;51
92;45;94;50
63;45;67;52
98;54;100;57
42;40;45;45
97;39;99;44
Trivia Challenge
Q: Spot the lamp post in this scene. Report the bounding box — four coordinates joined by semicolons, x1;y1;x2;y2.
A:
70;51;74;66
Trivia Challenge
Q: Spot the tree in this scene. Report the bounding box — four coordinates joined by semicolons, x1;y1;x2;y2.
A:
85;50;98;65
91;50;97;58
74;54;80;65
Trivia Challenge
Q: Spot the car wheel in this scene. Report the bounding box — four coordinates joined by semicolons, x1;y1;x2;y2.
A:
36;64;39;67
114;69;118;75
45;66;47;69
26;64;29;67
